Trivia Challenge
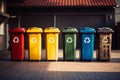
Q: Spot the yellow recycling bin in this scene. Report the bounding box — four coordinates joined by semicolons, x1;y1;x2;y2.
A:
26;27;43;60
44;27;60;60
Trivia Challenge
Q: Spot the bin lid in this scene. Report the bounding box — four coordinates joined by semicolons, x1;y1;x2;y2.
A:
79;27;96;33
9;27;26;33
44;27;60;33
26;27;43;33
97;27;114;33
62;27;78;33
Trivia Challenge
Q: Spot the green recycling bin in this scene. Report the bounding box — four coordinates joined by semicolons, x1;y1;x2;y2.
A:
62;27;78;61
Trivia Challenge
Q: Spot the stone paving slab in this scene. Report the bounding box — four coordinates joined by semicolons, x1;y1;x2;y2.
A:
0;50;120;80
0;61;120;80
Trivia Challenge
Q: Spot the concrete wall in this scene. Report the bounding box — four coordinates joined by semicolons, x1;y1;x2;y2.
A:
0;0;5;51
115;0;120;23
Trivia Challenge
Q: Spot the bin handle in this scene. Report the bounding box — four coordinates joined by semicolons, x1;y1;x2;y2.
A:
46;27;56;30
48;27;55;29
102;27;112;31
63;27;75;29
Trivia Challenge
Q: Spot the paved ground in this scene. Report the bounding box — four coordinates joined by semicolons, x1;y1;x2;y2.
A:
0;50;120;80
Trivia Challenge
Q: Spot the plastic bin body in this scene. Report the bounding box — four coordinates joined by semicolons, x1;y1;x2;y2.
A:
97;27;114;61
62;27;78;61
26;27;43;60
79;27;96;61
44;27;60;60
9;27;26;61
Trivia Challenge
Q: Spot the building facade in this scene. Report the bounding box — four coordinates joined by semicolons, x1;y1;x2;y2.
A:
0;0;9;51
115;0;120;23
7;0;116;49
115;0;120;49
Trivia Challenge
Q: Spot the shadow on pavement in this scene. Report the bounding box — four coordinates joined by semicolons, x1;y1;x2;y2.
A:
0;70;120;80
110;58;120;63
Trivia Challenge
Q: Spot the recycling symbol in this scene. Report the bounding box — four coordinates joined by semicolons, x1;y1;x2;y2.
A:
13;37;19;43
84;37;90;43
66;37;73;43
102;37;108;43
49;37;54;43
31;37;37;43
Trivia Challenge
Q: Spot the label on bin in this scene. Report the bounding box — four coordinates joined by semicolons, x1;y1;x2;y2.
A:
13;37;19;43
49;37;54;43
66;37;73;43
84;37;90;43
102;37;108;43
31;37;37;43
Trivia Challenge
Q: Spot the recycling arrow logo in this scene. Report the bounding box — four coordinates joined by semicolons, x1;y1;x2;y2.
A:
102;37;108;43
49;37;55;43
13;37;19;43
84;37;90;43
31;37;37;43
66;37;73;43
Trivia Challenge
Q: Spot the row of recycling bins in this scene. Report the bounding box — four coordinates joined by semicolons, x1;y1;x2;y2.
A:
9;27;113;61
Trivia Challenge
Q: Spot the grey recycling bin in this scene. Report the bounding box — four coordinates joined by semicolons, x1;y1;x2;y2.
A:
96;27;114;61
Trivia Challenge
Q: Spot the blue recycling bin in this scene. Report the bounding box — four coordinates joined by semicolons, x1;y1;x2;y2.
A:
79;27;96;61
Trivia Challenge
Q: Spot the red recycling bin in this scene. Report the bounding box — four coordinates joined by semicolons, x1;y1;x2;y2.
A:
9;27;26;61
